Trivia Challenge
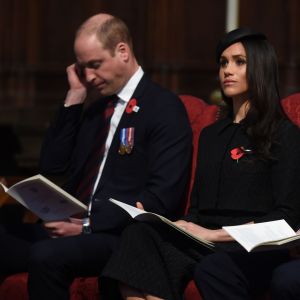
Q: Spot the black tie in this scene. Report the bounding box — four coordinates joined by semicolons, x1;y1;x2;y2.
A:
76;97;117;204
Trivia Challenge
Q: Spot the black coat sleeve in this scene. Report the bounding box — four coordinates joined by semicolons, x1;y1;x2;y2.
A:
39;104;83;174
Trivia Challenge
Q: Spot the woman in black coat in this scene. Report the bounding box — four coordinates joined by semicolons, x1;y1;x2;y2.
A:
101;28;300;300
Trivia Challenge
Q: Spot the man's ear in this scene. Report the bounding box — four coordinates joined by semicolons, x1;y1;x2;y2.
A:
116;42;129;61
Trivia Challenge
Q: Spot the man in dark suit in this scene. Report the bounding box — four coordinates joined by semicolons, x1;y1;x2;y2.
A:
28;13;192;299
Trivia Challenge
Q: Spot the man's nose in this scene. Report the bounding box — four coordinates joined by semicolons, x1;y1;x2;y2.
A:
85;68;96;83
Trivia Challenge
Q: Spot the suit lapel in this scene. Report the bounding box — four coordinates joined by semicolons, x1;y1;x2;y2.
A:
109;74;150;150
93;75;151;194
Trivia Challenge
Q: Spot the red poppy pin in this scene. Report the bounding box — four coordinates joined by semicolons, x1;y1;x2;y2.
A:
126;98;140;114
230;147;244;162
230;146;253;163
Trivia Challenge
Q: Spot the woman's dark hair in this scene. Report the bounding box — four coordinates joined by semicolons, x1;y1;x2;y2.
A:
219;32;286;160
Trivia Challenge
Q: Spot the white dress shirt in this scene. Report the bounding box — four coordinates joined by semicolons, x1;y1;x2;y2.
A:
91;66;144;195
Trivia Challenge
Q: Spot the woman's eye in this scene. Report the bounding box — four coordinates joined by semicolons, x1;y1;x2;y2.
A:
236;59;246;66
219;59;228;67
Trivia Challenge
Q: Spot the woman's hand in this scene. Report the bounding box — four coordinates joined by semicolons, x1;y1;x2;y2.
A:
136;202;144;210
174;220;233;242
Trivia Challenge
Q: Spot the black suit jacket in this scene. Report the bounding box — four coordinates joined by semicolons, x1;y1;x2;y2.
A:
40;75;192;232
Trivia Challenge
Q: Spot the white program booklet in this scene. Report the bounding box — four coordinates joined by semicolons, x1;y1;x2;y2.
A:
0;174;87;221
223;219;300;252
109;198;215;250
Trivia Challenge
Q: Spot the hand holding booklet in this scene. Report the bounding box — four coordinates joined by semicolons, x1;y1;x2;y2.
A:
0;174;87;222
109;199;300;253
109;198;215;251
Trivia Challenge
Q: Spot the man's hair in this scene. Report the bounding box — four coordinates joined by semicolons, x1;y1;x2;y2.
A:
77;16;133;56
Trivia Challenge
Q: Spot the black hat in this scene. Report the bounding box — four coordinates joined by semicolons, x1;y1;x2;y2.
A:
216;27;266;62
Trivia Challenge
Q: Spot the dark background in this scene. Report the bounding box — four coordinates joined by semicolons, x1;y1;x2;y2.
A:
0;0;299;175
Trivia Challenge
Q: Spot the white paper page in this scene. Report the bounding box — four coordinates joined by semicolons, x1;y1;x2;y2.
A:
109;198;215;248
223;220;296;252
8;179;87;221
0;182;8;193
109;198;146;218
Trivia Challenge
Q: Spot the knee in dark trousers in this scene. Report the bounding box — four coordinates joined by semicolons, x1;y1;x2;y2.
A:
270;260;300;300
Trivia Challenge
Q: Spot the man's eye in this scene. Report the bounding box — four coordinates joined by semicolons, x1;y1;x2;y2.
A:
87;62;101;69
92;63;101;69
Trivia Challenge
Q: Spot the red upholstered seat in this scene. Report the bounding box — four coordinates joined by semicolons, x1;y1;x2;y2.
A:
0;273;101;300
0;273;28;300
70;277;99;300
281;93;300;127
179;95;219;214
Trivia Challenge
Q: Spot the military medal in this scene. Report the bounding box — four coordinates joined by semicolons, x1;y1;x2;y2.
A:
118;145;126;155
119;128;127;155
125;127;134;154
119;127;135;155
